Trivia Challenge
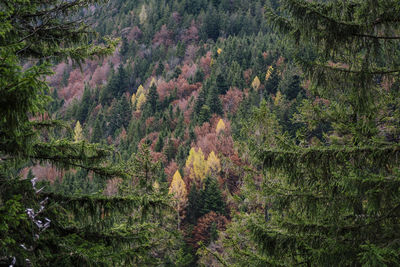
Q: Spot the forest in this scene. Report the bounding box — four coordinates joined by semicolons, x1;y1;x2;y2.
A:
1;0;399;266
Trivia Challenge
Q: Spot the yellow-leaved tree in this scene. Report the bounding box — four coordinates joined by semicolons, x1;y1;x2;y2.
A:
136;93;146;111
149;77;156;88
206;151;221;175
186;147;208;183
168;170;187;229
265;65;274;81
139;4;148;25
274;91;283;106
73;121;83;142
136;84;145;96
169;170;187;202
185;147;196;168
193;148;207;181
153;181;160;192
216;119;226;134
251;76;261;91
135;84;146;110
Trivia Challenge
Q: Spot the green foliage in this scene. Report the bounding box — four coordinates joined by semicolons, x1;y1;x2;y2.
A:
243;1;400;266
109;95;131;136
207;85;223;116
100;64;128;105
76;85;92;123
143;84;160;117
186;177;226;225
201;177;225;217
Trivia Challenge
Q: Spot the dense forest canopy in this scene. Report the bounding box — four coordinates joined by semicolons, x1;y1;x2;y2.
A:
1;0;399;266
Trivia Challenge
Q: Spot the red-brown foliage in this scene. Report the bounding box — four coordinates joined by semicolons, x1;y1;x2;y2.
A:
262;51;268;60
194;118;235;158
189;211;228;249
243;68;252;85
151;151;167;164
153;24;173;47
110;50;121;69
157;80;176;100
165;161;179;184
199;51;212;76
180;64;197;80
175;77;201;98
221;87;243;114
182;20;199;44
58;68;84;105
139;131;159;150
21;164;63;184
184;44;198;63
47;62;68;87
127;26;143;42
90;62;110;88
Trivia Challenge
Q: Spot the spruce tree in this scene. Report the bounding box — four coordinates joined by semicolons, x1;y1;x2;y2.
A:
187;184;201;224
144;83;160;116
198;105;211;125
76;85;91;123
216;73;229;95
248;1;400;266
0;0;174;265
200;177;225;217
91;116;104;143
206;86;223;116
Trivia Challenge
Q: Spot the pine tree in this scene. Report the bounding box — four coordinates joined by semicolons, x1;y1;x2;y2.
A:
248;1;400;266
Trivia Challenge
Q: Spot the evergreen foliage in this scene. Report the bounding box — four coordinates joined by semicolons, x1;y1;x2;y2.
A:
207;86;223;116
246;1;400;266
0;0;185;265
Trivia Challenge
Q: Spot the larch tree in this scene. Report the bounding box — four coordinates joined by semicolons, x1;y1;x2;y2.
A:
206;151;221;175
139;4;148;25
247;0;400;266
251;76;261;91
136;93;147;111
216;118;226;134
169;170;188;229
73;121;83;142
265;65;274;81
186;147;208;184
